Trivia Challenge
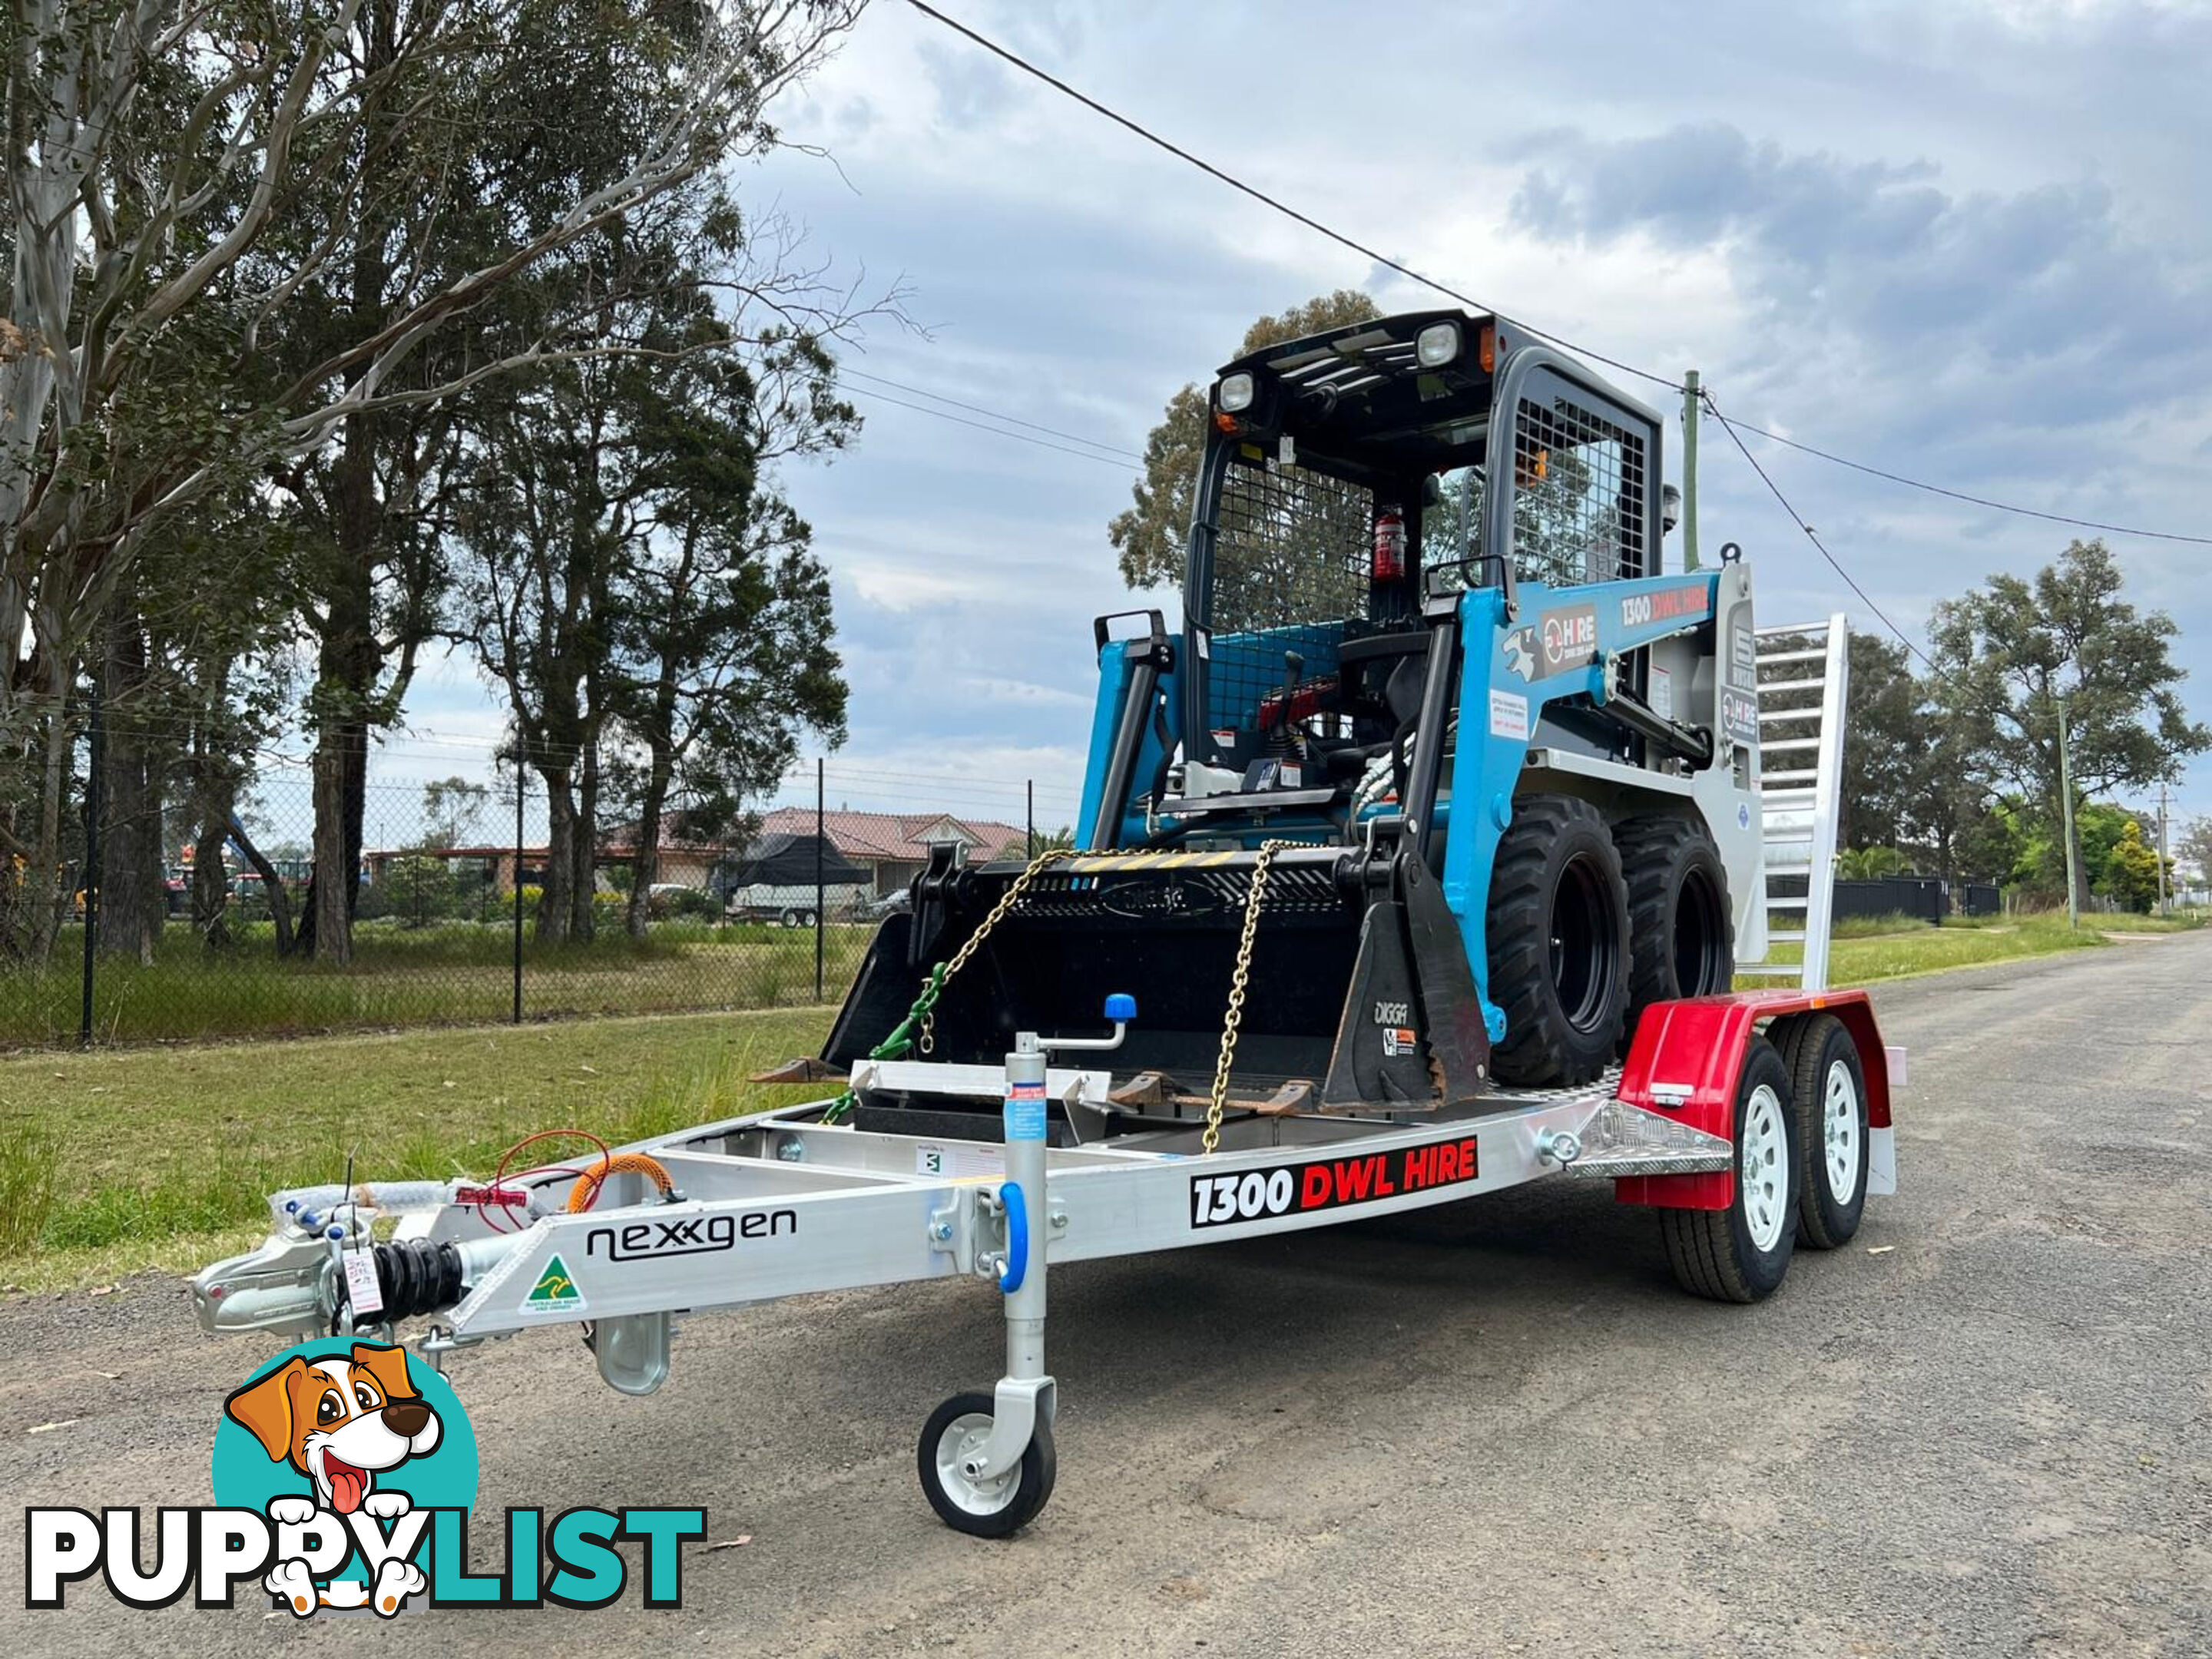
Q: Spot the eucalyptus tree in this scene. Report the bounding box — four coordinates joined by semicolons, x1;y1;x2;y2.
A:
3;0;868;962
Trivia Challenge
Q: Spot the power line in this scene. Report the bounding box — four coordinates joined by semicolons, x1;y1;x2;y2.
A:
899;0;2212;550
1716;418;2212;548
894;0;1676;394
843;367;1146;462
846;384;1139;472
1705;396;1946;680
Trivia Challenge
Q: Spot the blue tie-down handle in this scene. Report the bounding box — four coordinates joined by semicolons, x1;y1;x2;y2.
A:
998;1182;1028;1294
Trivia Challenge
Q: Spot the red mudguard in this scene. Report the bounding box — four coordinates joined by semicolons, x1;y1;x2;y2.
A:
1611;988;1892;1211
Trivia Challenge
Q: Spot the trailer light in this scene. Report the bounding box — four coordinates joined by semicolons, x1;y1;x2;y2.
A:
1478;323;1498;373
1416;322;1461;368
1217;372;1256;414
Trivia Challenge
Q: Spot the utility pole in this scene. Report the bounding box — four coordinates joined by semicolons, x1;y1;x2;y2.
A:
2157;783;2171;917
813;757;825;1002
1681;369;1701;573
2057;694;2080;929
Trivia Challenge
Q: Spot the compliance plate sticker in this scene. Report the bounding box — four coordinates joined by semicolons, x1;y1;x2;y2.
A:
1189;1138;1480;1229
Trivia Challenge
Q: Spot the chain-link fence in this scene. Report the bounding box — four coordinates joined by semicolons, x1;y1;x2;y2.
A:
2;745;1072;1048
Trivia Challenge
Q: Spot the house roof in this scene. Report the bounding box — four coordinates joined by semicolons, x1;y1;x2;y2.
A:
757;806;1028;863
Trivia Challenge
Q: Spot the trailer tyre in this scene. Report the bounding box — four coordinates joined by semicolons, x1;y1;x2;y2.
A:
1661;1036;1796;1303
1486;794;1631;1086
918;1392;1056;1538
1615;813;1734;1053
1777;1013;1869;1249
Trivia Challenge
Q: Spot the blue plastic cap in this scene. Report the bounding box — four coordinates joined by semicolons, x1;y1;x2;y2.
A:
326;1226;346;1241
1104;992;1138;1022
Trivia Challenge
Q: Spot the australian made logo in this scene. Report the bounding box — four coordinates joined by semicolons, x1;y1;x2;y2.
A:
25;1338;704;1617
524;1252;584;1311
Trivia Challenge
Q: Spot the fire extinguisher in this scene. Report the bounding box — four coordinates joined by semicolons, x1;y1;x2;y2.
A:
1373;504;1406;581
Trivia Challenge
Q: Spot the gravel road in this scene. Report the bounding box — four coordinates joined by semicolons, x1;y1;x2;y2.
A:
6;932;2208;1657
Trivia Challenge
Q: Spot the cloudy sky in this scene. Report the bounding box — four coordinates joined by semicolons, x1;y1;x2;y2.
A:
395;0;2212;840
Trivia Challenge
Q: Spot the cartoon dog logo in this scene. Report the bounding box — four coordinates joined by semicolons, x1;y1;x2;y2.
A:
224;1342;441;1617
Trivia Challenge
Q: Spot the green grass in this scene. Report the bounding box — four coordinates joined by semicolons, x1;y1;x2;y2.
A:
3;899;2197;1291
0;1005;833;1290
1749;914;2114;985
1831;911;1936;939
0;918;867;1048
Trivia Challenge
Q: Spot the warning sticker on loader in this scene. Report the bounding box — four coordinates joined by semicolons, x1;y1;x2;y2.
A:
1188;1139;1480;1230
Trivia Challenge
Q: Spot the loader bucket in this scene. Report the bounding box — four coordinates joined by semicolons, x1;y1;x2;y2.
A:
823;847;1489;1112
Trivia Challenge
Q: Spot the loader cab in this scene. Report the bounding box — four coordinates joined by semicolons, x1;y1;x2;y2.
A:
1157;309;1666;849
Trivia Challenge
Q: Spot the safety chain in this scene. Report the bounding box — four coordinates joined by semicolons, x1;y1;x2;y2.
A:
1202;839;1294;1154
823;846;1067;1124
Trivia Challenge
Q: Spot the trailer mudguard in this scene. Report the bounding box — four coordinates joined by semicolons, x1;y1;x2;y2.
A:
1611;988;1892;1210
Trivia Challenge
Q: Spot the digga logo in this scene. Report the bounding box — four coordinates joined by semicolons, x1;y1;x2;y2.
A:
24;1336;707;1616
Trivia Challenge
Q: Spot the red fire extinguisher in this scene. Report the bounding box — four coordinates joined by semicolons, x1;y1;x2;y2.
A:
1373;504;1406;581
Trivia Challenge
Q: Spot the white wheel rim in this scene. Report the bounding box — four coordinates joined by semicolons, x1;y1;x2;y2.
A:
934;1412;1018;1517
1823;1059;1862;1204
1740;1082;1788;1252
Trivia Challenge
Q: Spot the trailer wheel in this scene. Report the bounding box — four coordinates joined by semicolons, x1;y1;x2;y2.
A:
1487;794;1631;1086
778;908;800;928
1777;1014;1869;1249
1661;1036;1796;1302
1615;813;1734;1051
917;1392;1055;1538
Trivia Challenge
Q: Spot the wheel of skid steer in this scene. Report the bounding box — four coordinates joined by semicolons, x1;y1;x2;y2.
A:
918;1392;1056;1538
1614;812;1734;1054
1486;794;1631;1087
1776;1013;1869;1250
1661;1036;1796;1303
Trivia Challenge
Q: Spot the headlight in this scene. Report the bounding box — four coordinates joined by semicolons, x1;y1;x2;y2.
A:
1416;322;1461;368
1217;372;1255;413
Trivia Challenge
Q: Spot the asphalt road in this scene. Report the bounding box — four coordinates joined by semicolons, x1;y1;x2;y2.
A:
6;933;2209;1657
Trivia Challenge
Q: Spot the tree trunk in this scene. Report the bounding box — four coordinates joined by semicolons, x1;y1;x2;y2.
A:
25;674;71;967
230;816;296;955
536;767;576;943
308;723;356;963
625;754;672;940
97;611;163;963
570;737;598;942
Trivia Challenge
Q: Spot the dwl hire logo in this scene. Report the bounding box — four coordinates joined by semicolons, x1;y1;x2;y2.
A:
25;1338;704;1616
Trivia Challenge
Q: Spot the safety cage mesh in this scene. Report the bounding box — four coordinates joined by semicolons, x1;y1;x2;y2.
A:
1204;451;1373;732
1511;395;1647;588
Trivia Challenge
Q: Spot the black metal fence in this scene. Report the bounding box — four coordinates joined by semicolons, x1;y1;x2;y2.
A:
4;753;1062;1049
1833;876;1947;926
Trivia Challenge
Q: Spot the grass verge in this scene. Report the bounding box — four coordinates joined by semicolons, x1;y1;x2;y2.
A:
0;1006;832;1292
4;910;2193;1291
1746;913;2151;986
0;919;868;1048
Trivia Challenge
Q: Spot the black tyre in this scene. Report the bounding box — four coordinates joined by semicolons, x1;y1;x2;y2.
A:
1775;1013;1869;1250
917;1392;1056;1538
778;909;800;928
1661;1036;1797;1303
1486;794;1631;1086
1615;813;1734;1054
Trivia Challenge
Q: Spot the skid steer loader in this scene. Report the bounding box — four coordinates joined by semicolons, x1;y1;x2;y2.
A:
828;309;1766;1114
188;307;1896;1542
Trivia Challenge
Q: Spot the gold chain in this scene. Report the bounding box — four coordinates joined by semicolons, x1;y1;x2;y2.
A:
919;846;1068;1055
1203;839;1293;1154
